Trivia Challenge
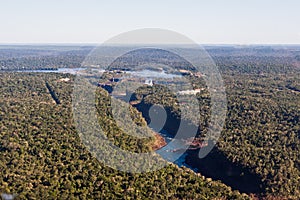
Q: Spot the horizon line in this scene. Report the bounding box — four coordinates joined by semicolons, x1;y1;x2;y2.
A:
0;43;300;46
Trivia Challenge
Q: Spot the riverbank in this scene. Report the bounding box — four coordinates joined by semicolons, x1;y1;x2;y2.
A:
185;148;265;194
151;132;167;150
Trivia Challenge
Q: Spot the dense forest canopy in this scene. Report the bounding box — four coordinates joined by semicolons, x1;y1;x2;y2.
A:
1;45;299;73
0;72;247;199
0;45;299;199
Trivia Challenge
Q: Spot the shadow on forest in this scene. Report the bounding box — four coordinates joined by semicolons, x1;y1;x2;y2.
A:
185;148;265;194
133;100;265;194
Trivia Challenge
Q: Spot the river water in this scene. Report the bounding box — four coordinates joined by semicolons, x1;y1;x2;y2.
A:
127;69;181;79
16;67;86;74
14;68;182;78
10;67;264;194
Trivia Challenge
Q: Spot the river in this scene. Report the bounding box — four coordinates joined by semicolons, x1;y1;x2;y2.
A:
9;67;264;194
15;67;86;74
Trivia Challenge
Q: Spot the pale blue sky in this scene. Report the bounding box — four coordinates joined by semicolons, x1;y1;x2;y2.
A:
0;0;299;44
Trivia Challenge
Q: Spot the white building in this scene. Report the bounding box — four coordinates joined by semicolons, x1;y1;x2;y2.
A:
145;79;153;86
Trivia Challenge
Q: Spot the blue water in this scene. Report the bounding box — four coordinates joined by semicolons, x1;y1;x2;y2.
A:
16;68;86;74
156;129;192;168
15;68;180;79
127;69;181;79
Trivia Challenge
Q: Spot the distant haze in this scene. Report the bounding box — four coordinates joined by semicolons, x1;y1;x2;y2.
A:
0;0;299;44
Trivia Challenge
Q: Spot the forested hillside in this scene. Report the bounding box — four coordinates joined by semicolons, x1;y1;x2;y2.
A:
0;72;247;199
0;45;299;199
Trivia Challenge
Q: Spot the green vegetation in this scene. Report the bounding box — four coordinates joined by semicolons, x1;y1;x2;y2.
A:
0;47;90;70
0;45;299;199
219;73;300;198
129;71;300;199
0;72;247;199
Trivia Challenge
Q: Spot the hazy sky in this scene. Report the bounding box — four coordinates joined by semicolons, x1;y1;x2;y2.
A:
0;0;299;44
